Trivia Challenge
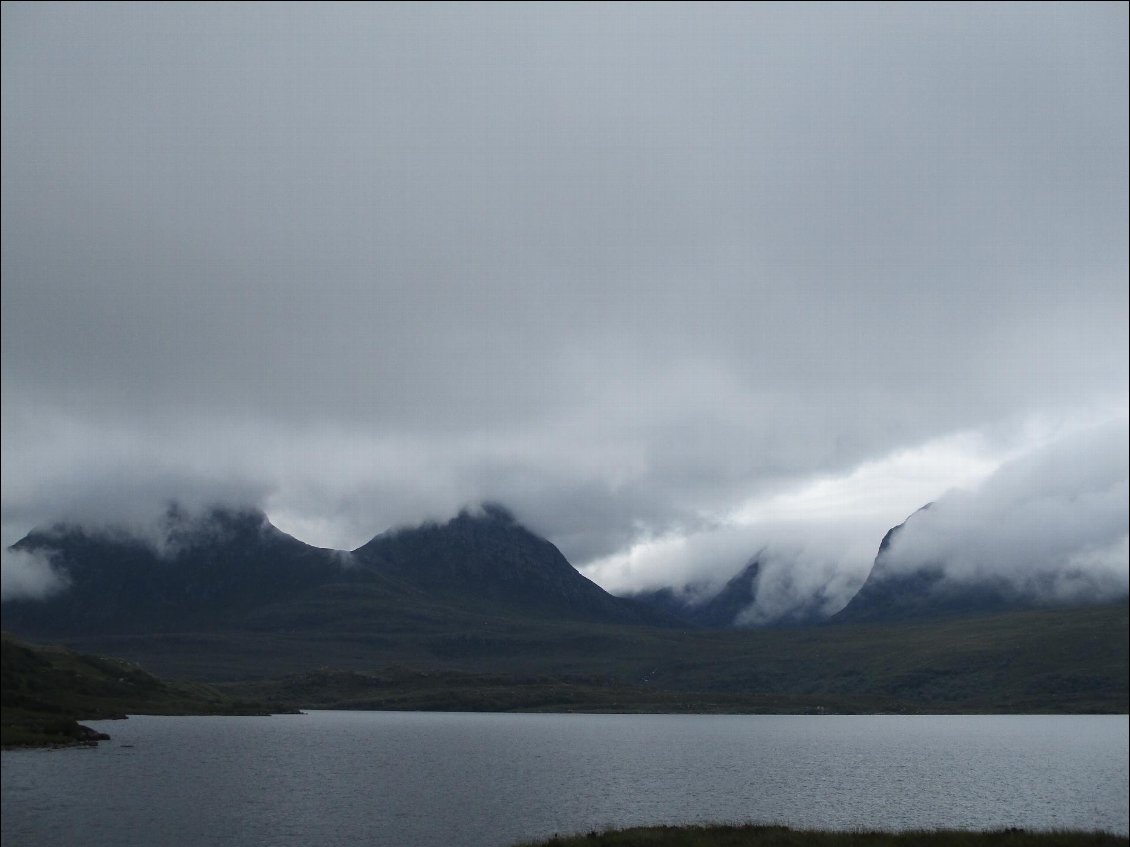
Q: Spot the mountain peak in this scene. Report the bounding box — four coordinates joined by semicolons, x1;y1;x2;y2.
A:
15;502;274;557
4;503;343;637
4;501;673;639
470;502;517;524
352;506;671;626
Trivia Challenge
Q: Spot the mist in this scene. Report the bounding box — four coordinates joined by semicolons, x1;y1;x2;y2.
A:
882;420;1130;604
1;548;67;602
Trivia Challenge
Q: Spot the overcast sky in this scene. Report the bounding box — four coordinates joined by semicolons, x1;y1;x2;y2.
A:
2;2;1127;607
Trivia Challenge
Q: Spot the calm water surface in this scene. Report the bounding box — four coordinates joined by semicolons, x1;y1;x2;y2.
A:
2;712;1127;847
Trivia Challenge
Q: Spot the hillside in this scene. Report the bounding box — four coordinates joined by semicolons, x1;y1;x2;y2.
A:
352;504;672;626
4;505;345;637
0;633;278;747
59;601;1130;715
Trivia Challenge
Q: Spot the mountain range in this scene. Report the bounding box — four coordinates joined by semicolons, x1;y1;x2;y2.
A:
3;503;670;641
3;501;1126;713
7;500;1123;637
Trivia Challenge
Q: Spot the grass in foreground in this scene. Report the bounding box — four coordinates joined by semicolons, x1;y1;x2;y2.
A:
510;824;1129;847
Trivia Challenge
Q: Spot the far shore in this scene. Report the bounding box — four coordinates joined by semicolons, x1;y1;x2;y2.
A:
509;823;1130;846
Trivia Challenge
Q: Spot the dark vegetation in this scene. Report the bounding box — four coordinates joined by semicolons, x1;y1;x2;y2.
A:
510;825;1129;847
0;633;281;747
66;601;1129;715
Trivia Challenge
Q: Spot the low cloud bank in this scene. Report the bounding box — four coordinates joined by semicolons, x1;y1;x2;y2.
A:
735;544;866;625
882;420;1129;604
587;519;882;625
3;418;1125;620
601;418;1129;625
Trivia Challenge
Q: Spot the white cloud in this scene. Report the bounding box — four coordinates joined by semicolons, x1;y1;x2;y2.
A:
883;419;1129;601
1;547;67;601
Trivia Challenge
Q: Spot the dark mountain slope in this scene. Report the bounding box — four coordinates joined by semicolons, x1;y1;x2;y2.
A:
2;504;673;644
630;559;763;628
352;505;672;626
630;556;832;629
3;506;345;637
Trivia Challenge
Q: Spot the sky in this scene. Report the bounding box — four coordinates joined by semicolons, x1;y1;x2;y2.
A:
2;2;1127;614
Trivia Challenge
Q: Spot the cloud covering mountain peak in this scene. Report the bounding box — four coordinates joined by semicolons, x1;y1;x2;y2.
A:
2;3;1126;602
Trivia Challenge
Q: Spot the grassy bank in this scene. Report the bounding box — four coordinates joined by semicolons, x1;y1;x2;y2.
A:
511;824;1129;847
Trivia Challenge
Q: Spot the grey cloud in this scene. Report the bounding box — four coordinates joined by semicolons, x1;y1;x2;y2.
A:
734;545;870;625
584;514;883;618
5;3;1125;419
0;408;272;549
2;3;1127;583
